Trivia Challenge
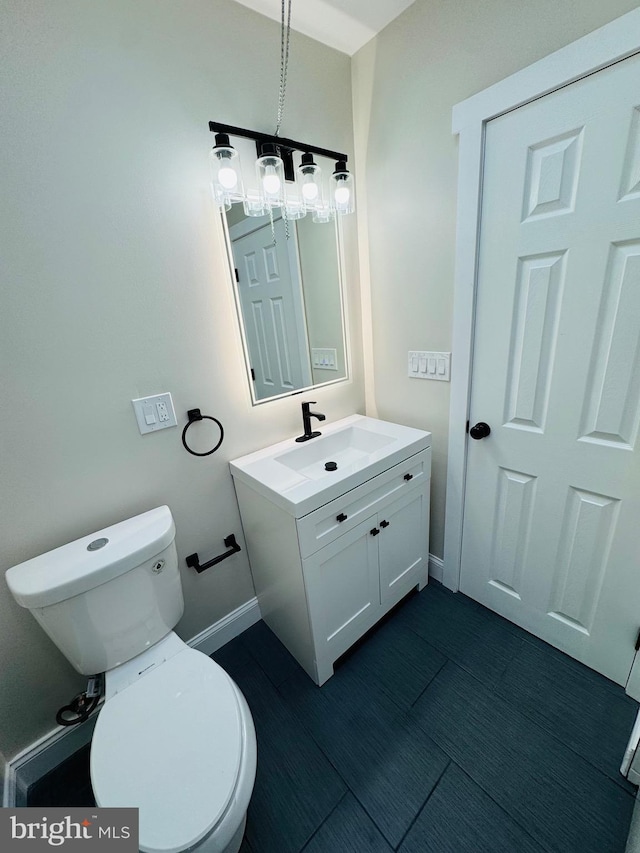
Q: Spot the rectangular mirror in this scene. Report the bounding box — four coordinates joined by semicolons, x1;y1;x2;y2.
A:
223;208;349;404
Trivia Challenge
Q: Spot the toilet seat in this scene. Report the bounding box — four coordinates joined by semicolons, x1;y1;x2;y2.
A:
91;647;244;853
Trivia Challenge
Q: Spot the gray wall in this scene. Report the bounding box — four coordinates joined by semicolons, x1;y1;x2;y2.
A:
0;0;363;760
352;0;639;560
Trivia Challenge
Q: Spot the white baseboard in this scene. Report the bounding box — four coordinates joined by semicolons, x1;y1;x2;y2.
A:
1;758;11;808
428;553;444;583
3;597;262;807
5;715;99;808
187;596;261;657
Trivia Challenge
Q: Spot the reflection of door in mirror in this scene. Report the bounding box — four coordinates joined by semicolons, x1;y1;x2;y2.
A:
230;214;312;401
226;205;348;405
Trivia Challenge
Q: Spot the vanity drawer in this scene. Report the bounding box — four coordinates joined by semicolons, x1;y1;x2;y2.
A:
296;448;431;558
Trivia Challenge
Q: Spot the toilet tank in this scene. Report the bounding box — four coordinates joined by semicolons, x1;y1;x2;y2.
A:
5;506;184;675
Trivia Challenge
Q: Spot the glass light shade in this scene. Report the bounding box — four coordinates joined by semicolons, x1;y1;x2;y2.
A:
243;193;268;218
284;170;305;220
209;136;244;209
331;161;355;215
257;146;285;208
298;154;323;212
210;182;231;212
284;198;306;220
312;202;335;224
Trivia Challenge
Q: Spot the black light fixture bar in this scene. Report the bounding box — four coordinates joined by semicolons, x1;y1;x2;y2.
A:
209;121;347;182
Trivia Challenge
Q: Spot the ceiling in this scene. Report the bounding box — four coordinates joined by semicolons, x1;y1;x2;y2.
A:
231;0;417;55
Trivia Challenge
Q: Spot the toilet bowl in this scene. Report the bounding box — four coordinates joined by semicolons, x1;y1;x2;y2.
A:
5;506;256;853
91;633;257;853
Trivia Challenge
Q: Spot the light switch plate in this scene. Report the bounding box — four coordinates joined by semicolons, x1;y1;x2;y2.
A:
132;393;177;434
408;351;451;381
311;347;338;370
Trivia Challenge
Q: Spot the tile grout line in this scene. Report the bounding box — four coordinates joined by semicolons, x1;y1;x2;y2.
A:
406;659;636;850
297;790;350;853
393;759;452;851
409;657;450;710
271;671;445;851
450;760;557;853
330;780;403;850
491;649;637;796
490;693;638;796
214;640;354;853
411;643;636;797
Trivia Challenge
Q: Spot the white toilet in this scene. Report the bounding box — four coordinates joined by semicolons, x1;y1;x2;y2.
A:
6;506;257;853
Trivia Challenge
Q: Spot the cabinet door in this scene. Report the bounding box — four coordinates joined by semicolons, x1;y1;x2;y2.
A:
378;486;429;608
304;516;381;669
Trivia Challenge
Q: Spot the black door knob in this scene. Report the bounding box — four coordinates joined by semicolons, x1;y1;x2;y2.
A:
469;422;491;440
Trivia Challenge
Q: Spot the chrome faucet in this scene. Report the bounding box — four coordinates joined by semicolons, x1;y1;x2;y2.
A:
295;401;326;442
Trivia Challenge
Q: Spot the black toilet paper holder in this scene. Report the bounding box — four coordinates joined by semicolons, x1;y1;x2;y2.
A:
186;534;241;573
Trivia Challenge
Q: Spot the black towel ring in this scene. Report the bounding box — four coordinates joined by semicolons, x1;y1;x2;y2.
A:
182;409;224;457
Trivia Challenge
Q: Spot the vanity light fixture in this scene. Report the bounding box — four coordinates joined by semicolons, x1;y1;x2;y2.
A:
208;122;355;223
208;0;353;224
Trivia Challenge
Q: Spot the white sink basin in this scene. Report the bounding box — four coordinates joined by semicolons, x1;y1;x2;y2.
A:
230;414;431;517
275;426;396;480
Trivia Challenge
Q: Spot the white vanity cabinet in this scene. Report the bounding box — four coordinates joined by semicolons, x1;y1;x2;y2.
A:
302;468;429;682
231;422;431;685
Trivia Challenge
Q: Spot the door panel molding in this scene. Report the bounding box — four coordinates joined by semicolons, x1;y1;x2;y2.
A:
444;8;640;593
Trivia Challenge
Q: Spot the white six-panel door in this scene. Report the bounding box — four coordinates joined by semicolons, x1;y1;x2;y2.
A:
232;217;311;400
460;52;640;685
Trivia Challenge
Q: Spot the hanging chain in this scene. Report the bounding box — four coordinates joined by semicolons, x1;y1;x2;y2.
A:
269;206;276;244
274;0;293;240
275;0;292;138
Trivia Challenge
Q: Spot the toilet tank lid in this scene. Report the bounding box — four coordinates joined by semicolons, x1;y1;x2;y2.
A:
5;506;176;609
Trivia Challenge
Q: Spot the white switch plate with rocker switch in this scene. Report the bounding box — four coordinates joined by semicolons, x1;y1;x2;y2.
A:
311;347;338;370
132;393;178;434
408;351;451;381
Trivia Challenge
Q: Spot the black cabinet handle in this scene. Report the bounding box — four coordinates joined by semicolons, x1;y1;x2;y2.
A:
380;520;389;528
403;473;413;481
336;513;348;523
370;527;380;536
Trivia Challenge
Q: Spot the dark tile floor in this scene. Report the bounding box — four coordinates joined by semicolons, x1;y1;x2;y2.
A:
28;583;639;853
